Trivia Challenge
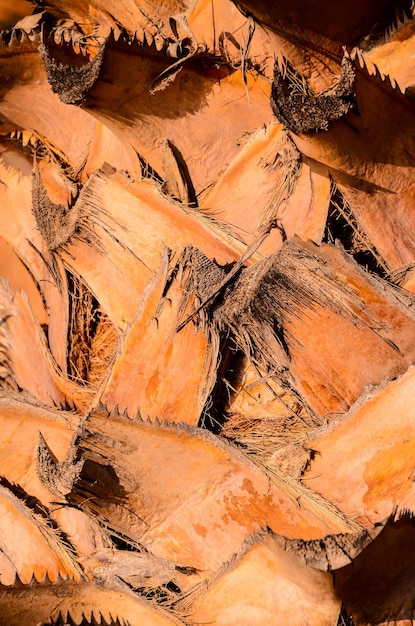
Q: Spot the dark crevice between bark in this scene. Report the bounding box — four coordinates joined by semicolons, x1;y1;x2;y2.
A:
358;0;415;51
199;334;246;435
109;532;143;553
336;605;355;626
125;577;182;604
66;271;101;385
72;457;127;505
161;139;198;207
333;513;415;625
323;183;389;278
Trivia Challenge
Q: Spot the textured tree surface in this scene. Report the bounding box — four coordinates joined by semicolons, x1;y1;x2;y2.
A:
1;0;415;624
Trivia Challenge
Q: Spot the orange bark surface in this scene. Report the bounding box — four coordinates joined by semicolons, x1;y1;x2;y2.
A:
304;366;415;526
0;486;82;584
65;409;359;578
191;531;341;626
0;396;77;506
99;251;218;424
0;285;74;408
278;240;415;416
0;151;69;370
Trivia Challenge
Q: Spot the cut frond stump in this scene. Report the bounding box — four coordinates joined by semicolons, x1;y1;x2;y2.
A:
40;405;360;578
214;237;415;417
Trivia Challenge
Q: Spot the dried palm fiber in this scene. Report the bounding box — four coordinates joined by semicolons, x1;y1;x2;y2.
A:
221;412;316;480
37;404;361;579
217;346;321;482
221;357;316;427
212;237;415;417
388;260;415;294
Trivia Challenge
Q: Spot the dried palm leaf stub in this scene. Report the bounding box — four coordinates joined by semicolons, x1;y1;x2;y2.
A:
40;406;359;577
99;248;219;424
0;38;98;176
0;392;78;507
0;577;180;626
0;150;69;371
214;237;415;417
303;365;415;527
77;33;272;192
292;52;415;269
57;168;246;329
0;283;85;409
187;529;341;626
0;484;82;584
